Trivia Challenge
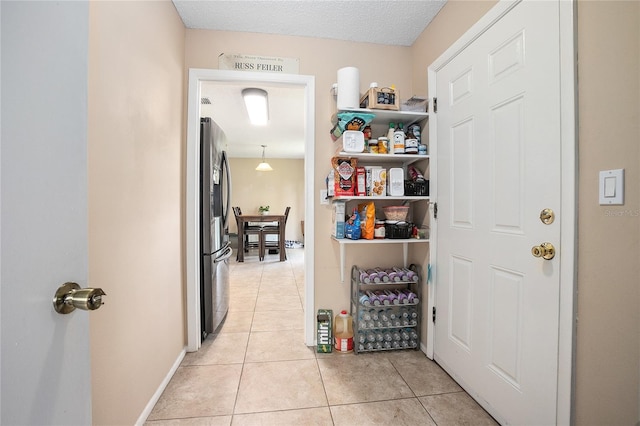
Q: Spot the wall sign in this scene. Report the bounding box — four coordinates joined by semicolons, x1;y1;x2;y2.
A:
218;53;299;74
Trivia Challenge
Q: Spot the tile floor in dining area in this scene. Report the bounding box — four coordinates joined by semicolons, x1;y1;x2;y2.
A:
146;248;497;425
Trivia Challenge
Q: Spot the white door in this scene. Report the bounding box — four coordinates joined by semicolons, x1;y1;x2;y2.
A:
1;2;93;424
432;1;564;424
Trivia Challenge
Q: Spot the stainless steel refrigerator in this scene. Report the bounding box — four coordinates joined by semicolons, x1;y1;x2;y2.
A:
200;117;232;341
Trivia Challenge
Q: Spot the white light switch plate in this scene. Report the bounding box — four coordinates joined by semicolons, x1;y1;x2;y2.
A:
599;169;624;205
320;189;329;205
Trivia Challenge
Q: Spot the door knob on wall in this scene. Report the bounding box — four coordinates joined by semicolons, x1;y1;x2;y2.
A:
531;242;556;260
53;282;106;314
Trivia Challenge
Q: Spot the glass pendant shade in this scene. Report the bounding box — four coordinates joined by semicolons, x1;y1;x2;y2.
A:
256;145;273;171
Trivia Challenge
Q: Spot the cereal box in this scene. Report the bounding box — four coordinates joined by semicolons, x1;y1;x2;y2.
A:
367;167;387;197
331;201;346;239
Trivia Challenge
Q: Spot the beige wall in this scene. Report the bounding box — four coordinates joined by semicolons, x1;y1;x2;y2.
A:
228;157;305;242
575;1;640;424
88;1;186;425
185;30;416;318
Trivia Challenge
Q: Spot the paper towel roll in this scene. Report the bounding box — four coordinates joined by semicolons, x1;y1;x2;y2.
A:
337;67;360;109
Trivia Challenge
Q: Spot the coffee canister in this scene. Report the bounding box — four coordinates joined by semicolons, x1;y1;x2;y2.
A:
405;138;418;154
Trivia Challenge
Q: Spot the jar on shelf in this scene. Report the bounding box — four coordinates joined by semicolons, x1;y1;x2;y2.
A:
374;220;386;239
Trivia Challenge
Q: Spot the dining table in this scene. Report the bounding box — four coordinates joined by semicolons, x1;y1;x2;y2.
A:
235;214;287;262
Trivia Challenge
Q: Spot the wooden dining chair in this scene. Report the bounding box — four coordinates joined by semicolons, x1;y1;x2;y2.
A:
232;206;262;261
260;206;290;261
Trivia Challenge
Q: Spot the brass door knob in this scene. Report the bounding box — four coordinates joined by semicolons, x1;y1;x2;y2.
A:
531;242;555;260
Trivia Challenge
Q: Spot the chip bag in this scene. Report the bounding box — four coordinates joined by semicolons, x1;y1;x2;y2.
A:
358;201;375;240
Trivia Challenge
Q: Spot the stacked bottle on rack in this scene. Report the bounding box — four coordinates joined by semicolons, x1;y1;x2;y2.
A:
351;264;422;354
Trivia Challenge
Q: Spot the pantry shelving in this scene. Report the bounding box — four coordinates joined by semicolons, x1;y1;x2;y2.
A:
330;106;431;283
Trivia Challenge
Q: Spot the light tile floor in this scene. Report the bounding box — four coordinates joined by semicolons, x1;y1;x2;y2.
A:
147;248;498;425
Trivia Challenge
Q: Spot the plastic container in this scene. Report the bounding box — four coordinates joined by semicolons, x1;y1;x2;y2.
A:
383;205;409;221
387;168;405;196
342;130;365;153
334;310;354;353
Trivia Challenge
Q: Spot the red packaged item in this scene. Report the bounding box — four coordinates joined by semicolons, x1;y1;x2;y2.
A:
356;167;366;196
331;157;357;197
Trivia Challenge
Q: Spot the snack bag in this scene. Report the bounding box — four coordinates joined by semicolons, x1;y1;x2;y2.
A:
337;112;375;132
331;157;357;196
344;208;361;240
358;201;375;240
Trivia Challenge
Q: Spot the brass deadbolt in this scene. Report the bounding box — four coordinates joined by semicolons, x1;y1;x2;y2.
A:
539;208;555;225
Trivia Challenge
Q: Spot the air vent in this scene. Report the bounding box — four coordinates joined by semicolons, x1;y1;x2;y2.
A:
201;97;211;105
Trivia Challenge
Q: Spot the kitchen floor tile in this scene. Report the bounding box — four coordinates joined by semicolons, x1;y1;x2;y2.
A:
145;415;231;425
218;311;253;333
317;353;414;405
227;296;256;312
231;407;333;426
147;249;495;425
245;330;315;363
254;294;302;312
251;309;303;331
419;392;499;425
330;398;436;426
234;359;327;414
182;332;249;366
386;350;463;396
148;364;242;420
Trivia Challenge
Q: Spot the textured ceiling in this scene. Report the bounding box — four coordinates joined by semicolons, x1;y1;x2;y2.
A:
173;0;447;47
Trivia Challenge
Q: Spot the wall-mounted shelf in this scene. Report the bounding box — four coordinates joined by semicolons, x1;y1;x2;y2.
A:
332;237;429;282
331;195;430;203
335;151;429;167
332;108;428;126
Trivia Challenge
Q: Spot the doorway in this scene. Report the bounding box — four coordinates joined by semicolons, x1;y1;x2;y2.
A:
185;69;315;352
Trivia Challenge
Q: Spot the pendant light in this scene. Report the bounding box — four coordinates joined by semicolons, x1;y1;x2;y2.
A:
256;145;273;171
242;88;269;126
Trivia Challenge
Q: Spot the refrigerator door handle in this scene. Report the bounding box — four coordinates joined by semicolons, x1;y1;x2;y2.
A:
213;243;233;264
221;151;232;230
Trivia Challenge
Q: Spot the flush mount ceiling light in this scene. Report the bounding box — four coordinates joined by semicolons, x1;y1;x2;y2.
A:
242;88;269;126
255;144;273;171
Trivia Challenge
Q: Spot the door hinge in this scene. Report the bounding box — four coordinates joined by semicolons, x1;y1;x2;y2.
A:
433;97;437;113
433;202;438;219
432;306;436;323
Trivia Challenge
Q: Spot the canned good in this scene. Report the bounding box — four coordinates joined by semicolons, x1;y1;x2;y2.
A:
405;138;418;154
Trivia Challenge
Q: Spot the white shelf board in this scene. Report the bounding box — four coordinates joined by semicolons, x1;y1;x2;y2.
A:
336;152;429;166
331;237;429;282
331;196;429;203
332;108;428;125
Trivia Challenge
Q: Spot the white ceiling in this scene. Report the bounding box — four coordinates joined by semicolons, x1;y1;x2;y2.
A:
179;0;447;159
173;0;447;47
200;81;306;159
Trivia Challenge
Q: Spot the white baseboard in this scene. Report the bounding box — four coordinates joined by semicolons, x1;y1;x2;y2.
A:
135;347;186;425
